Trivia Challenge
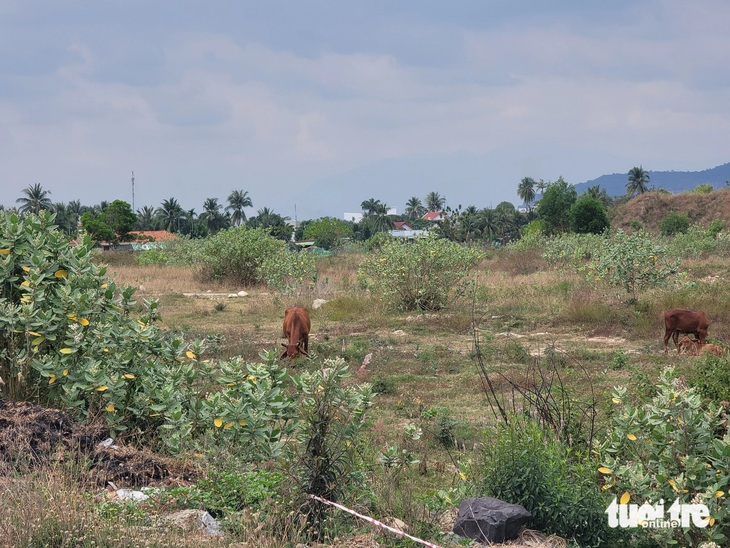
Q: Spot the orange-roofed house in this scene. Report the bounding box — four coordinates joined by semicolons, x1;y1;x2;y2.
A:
421;211;443;222
129;230;178;242
128;230;178;251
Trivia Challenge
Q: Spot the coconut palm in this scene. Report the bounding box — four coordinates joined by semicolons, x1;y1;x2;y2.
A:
360;198;382;216
626;166;650;196
536;179;547;196
586;185;612;207
425;191;445;212
247;207;292;241
52;202;73;234
66;200;83;231
200;198;228;234
16;183;52;214
460;206;482;242
404;197;426;221
135;206;157;230
155;197;184;232
517;177;536;210
226;189;253;226
368;203;393;233
480;208;499;242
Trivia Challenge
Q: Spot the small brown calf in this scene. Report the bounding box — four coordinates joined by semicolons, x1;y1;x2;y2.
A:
677;336;724;357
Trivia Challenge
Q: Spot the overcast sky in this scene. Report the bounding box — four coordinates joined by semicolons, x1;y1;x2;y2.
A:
2;1;729;219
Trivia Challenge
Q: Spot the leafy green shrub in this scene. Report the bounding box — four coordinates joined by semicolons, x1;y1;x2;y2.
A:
569;195;610;234
600;369;730;546
667;223;728;259
587;229;679;299
508;222;548;250
357;235;483;311
136;237;205;266
286;359;375;541
260;249;317;294
687;354;730;402
541;232;605;271
0;212;192;416
165;469;282;516
659;211;690;236
199;226;284;285
161;352;298;457
0;213;301;456
691;184;714;194
302;217;354;250
477;420;622;547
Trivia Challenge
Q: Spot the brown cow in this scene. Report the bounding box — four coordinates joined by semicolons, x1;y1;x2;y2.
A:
281;306;311;359
663;309;710;353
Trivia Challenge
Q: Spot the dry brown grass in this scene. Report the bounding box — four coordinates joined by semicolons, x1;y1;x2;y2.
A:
611;188;730;231
0;464;228;548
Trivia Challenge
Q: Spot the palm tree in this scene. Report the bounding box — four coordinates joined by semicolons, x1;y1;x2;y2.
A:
425;191;445;212
495;201;519;243
586;185;612;207
480;208;499;243
626;166;650;197
404;197;426;221
16;183;52;214
67;200;83;230
460;206;482;242
52;202;69;234
155;197;184;232
517;177;536;210
360;198;382;216
535;179;547;197
200;198;227;234
135;206;157;230
247;207;292;241
226;189;253;226
368;203;393;233
183;208;200;237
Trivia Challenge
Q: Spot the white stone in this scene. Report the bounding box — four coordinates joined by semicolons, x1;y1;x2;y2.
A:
237;290;249;297
312;298;328;309
117;489;149;502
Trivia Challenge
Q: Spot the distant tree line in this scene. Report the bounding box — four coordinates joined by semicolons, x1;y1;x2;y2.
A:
4;165;667;248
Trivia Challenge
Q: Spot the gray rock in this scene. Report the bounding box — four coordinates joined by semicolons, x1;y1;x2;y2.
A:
166;509;223;537
453;497;531;543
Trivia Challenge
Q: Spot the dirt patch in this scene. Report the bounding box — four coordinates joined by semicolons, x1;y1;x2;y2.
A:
0;398;197;488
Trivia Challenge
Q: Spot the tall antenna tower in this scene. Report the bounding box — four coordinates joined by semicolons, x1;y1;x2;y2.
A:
131;171;135;212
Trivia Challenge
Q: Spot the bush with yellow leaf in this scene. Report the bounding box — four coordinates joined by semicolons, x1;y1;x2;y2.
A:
600;368;730;546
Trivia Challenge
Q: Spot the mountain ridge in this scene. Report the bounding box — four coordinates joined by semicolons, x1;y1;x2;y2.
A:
574;162;730;196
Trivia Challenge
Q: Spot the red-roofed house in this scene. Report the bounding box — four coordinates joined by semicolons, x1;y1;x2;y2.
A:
392;221;415;231
421;211;443;222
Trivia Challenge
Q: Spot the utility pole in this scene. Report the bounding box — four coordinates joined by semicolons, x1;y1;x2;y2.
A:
131;171;135;212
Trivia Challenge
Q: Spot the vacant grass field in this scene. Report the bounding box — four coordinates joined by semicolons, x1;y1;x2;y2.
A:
3;240;729;547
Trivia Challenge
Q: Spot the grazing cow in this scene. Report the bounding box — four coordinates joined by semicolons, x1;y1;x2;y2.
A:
281;306;311;360
663;309;710;353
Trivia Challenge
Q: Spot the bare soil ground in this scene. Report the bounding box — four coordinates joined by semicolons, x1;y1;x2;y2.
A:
0;399;197;487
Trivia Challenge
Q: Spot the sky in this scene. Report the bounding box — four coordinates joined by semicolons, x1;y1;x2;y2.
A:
2;1;729;220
